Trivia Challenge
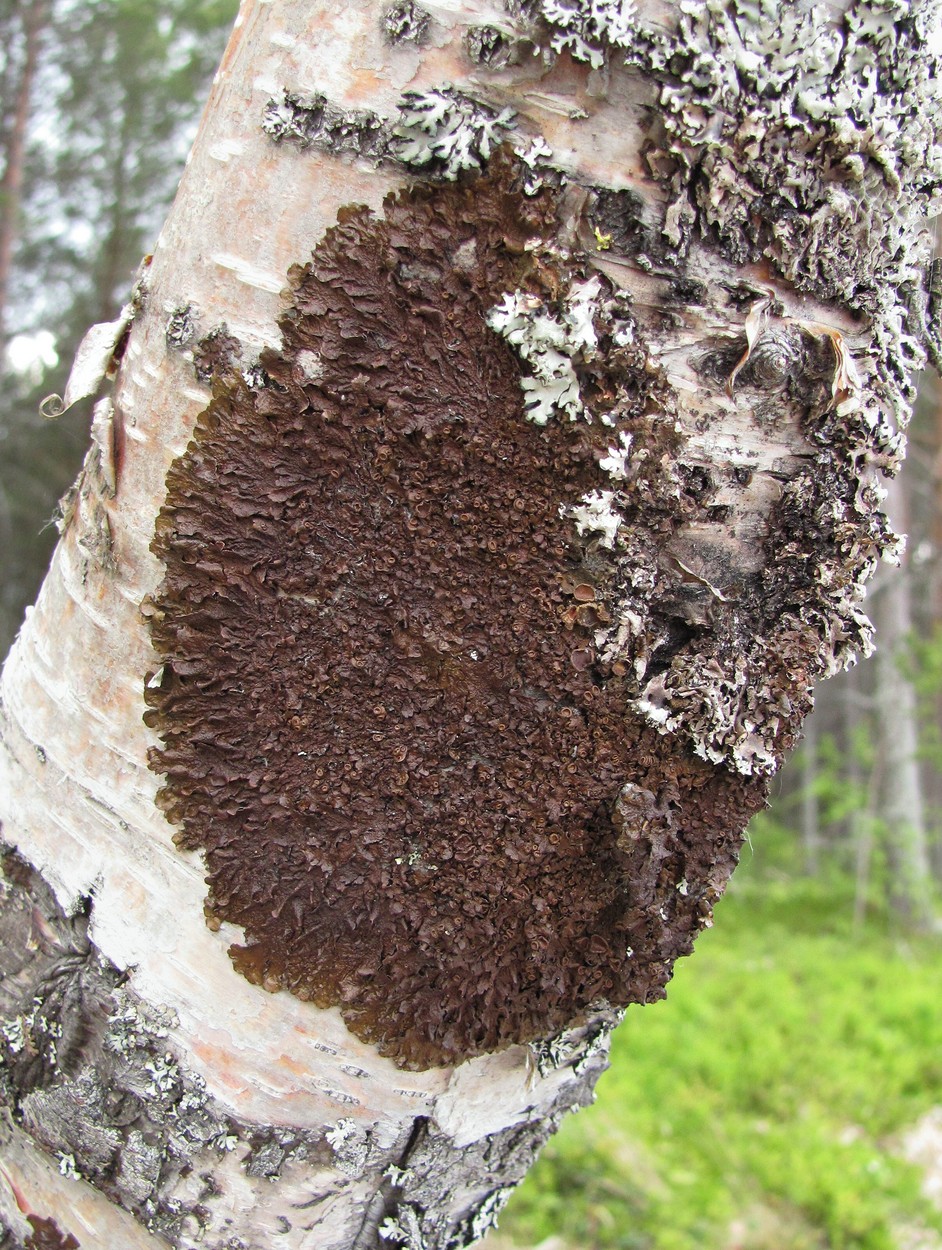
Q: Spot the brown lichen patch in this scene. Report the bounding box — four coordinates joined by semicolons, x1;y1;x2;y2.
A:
25;1215;80;1250
145;156;767;1069
192;324;242;385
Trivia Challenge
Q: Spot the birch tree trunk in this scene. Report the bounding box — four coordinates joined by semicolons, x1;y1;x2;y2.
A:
1;1;940;1247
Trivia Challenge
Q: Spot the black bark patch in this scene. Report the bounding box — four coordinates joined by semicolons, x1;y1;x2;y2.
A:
145;155;766;1069
668;276;707;306
0;848;267;1239
587;187;649;258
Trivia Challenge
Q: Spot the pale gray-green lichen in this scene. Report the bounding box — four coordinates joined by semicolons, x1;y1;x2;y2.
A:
534;0;638;66
384;0;431;45
461;1187;515;1242
261;83;559;190
465;24;516;67
499;0;940;776
325;1116;372;1177
379;1204;427;1248
392;88;516;179
512;135;556;195
490;259;906;773
632;0;942;429
518;0;942;429
262;89;389;158
528;1007;624;1078
165;303;197;350
486;278;601;423
564;488;624;548
487;274;635;423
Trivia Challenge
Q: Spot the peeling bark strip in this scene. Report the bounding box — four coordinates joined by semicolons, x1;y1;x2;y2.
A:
145;154;766;1069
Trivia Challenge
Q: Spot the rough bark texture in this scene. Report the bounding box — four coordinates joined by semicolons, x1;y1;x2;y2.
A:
0;0;939;1246
0;848;608;1249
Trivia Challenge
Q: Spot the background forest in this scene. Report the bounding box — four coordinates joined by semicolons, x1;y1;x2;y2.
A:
0;3;940;1248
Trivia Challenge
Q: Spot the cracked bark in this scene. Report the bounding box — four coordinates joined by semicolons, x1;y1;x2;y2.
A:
0;0;939;1246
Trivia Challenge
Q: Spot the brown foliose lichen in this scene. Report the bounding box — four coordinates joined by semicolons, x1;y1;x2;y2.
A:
192;325;242;385
24;1216;80;1250
145;155;767;1069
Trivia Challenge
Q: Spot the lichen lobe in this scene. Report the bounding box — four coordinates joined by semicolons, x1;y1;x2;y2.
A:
24;1216;80;1250
146;157;765;1069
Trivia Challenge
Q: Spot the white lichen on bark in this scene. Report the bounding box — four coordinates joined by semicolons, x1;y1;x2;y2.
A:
494;0;942;774
392;88;516;177
536;0;638;66
486;279;605;424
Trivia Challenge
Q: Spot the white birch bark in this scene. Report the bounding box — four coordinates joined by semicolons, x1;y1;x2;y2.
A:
0;1;939;1247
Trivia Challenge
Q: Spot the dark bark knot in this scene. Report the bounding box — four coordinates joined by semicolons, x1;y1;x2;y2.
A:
145;156;765;1069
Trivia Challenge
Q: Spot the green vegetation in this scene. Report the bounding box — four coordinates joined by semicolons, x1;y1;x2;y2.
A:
491;819;942;1250
0;0;239;655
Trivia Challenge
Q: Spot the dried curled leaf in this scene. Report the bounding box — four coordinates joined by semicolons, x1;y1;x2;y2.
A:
726;293;774;395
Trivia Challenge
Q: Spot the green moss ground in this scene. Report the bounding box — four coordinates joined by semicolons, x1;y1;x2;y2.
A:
487;822;942;1250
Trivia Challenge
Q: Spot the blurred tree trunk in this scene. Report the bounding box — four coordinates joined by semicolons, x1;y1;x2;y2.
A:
846;666;879;929
929;369;942;883
874;473;935;929
0;0;46;350
0;0;237;656
0;1;939;1247
800;714;821;875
